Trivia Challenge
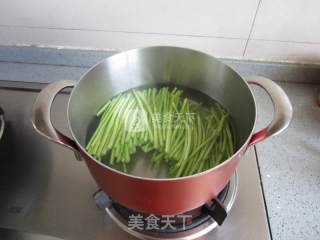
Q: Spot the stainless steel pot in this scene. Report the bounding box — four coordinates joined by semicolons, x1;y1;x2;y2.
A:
32;46;292;216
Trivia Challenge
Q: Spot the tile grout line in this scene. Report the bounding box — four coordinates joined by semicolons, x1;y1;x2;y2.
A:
254;146;274;240
0;24;244;41
243;0;263;56
0;59;90;69
250;38;320;45
2;24;320;45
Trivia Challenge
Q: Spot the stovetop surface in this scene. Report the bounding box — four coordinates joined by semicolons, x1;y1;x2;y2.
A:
0;85;270;240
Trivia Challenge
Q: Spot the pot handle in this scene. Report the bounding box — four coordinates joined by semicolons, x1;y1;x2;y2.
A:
246;76;293;146
31;80;81;160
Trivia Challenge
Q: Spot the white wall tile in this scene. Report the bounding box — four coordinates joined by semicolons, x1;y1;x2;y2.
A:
0;0;259;38
245;40;320;64
0;26;247;58
251;0;320;43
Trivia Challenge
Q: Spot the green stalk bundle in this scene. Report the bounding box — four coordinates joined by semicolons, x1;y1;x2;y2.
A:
86;87;235;177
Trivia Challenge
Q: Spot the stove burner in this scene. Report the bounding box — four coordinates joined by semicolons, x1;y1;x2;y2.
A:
111;183;229;233
94;172;238;240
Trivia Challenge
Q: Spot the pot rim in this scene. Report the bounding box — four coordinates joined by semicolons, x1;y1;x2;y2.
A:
67;46;257;181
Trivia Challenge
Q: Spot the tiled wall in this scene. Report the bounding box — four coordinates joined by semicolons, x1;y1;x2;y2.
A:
0;0;319;64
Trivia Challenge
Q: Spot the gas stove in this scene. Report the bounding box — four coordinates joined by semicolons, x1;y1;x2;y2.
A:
0;83;270;240
93;172;237;240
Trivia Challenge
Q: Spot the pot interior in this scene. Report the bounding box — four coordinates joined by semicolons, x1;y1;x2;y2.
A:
68;46;256;177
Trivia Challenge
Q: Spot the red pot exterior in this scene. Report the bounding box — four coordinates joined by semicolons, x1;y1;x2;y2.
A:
80;144;246;215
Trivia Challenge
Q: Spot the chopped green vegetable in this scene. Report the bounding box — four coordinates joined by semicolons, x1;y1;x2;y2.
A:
86;86;235;177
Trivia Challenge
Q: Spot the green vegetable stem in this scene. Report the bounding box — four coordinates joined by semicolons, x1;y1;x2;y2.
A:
86;86;235;177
